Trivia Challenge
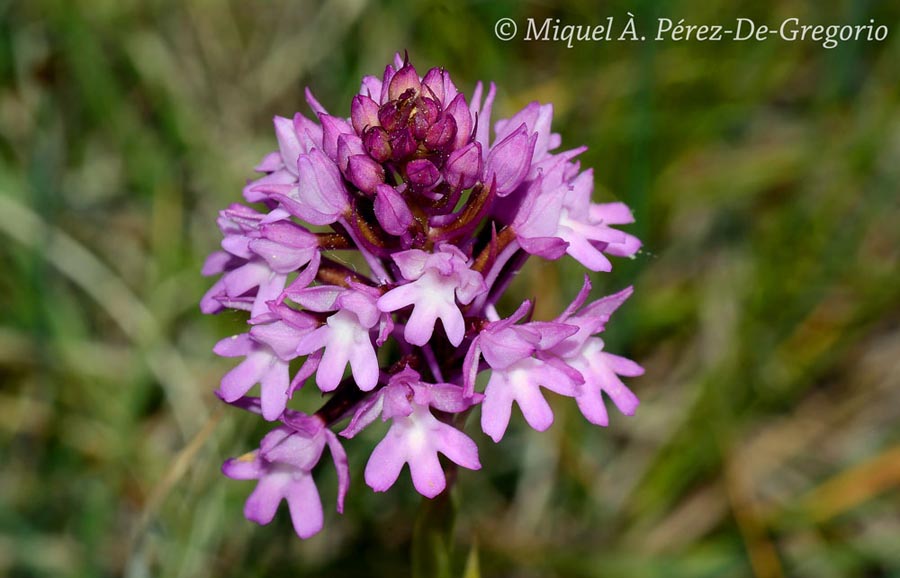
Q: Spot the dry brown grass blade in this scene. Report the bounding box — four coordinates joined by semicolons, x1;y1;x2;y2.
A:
724;457;786;578
800;443;900;523
128;405;225;557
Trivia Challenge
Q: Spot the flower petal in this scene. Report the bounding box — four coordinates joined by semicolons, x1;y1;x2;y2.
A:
285;475;324;539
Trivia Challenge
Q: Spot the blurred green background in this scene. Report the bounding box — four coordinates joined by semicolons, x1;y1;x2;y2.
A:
2;0;899;576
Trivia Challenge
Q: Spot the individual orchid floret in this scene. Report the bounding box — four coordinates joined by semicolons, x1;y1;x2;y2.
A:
345;153;385;194
484;124;538;197
222;412;348;539
549;277;643;425
242;114;323;202
248;220;320;274
469;81;496;158
555;170;641;272
291;282;389;392
374;184;414;237
347;368;481;498
200;204;293;317
377;245;486;347
214;306;318;421
444;142;483;190
464;301;583;442
254;149;351;226
493;102;561;167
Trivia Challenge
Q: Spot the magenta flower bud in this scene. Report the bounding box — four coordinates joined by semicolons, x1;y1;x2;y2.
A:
444;142;482;190
336;134;365;171
378;101;405;132
411;114;429;141
359;74;382;100
424;114;457;151
319;114;354;160
406;158;440;189
390;128;417;161
410;98;440;140
273;116;304;170
374;184;414;235
346;154;385;195
484;124;537;196
388;63;421;101
249;221;319;274
351;95;380;135
421;66;460;108
363;126;392;163
271;149;349;225
444;93;472;150
378;64;396;103
421;66;448;104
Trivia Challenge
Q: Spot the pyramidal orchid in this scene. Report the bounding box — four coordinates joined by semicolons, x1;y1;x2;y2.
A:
202;53;643;539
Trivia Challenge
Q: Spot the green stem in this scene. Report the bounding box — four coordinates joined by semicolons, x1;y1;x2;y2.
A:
411;467;458;578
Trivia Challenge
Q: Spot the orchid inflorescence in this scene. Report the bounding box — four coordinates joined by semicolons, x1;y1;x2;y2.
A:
201;53;643;539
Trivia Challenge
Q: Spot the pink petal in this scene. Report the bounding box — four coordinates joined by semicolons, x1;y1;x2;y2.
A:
316;334;350;392
404;299;438;346
564;234;613;272
435;422;481;470
514;377;554;432
604;352;645;377
214;333;253;357
259;361;289;420
286;475;324;539
244;473;289;525
274;115;302;171
481;374;514;443
576;387;610;426
324;430;350;512
222;454;263;480
365;431;407;493
376;283;419;313
291;285;344;312
408;446;446;498
590;202;635;225
348;340;379;391
219;351;269;402
438;304;466;347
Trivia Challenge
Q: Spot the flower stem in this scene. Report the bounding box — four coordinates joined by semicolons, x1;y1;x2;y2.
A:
338;216;392;283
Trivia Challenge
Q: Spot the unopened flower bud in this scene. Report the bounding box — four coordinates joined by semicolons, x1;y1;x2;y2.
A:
388;64;421;101
390;128;417;161
319;114;355;160
374;184;414;235
406;159;440;189
484;124;536;196
363;126;392;163
444;93;473;150
336;134;365;171
378;101;405;132
347;154;385;195
424;114;457;151
351;95;380;135
445;142;482;190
